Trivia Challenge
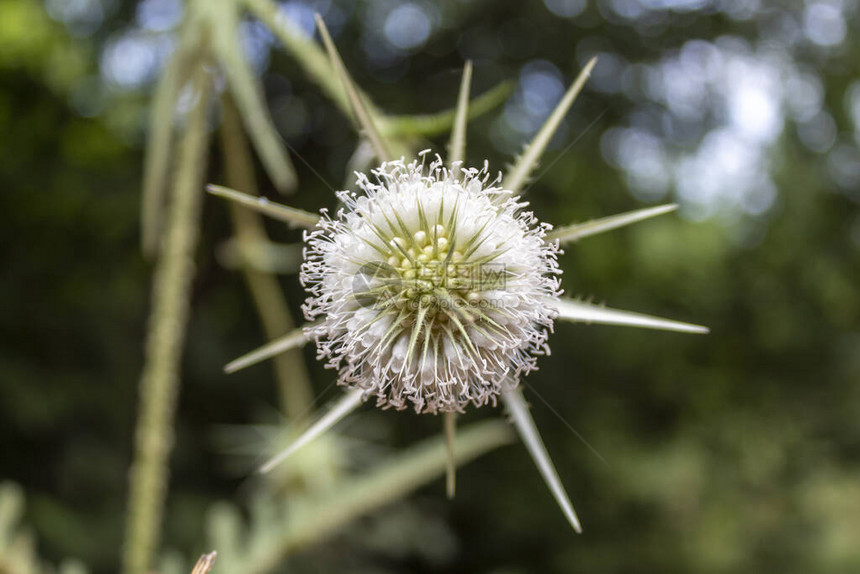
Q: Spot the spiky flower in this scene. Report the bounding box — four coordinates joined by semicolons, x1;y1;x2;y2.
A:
302;156;561;414
211;15;710;534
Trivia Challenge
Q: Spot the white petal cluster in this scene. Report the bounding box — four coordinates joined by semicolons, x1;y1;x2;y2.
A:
302;156;561;413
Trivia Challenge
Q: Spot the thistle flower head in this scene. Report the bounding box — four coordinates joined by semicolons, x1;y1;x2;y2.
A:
212;44;707;533
301;155;562;414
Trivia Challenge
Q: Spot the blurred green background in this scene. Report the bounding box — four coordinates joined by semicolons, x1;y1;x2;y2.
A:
2;0;860;573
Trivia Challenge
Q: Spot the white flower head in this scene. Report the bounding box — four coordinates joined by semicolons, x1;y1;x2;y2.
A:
213;44;708;532
301;155;562;414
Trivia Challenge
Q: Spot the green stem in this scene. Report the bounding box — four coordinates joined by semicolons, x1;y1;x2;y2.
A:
247;420;514;574
243;0;350;115
218;94;314;421
123;63;213;574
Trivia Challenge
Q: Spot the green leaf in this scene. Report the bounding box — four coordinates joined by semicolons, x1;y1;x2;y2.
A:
503;58;596;193
503;389;582;533
224;324;312;374
259;389;364;473
547;204;678;245
447;61;472;167
207;184;320;228
315;14;393;162
552;298;710;334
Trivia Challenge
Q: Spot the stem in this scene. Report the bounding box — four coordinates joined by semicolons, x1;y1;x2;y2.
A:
218;94;314;421
444;412;457;499
243;0;350;115
247;420;514;574
123;63;212;574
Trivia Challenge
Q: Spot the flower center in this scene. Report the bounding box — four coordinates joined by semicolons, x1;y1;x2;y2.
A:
359;222;496;330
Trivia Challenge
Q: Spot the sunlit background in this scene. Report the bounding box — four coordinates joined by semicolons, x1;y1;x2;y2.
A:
2;0;859;572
